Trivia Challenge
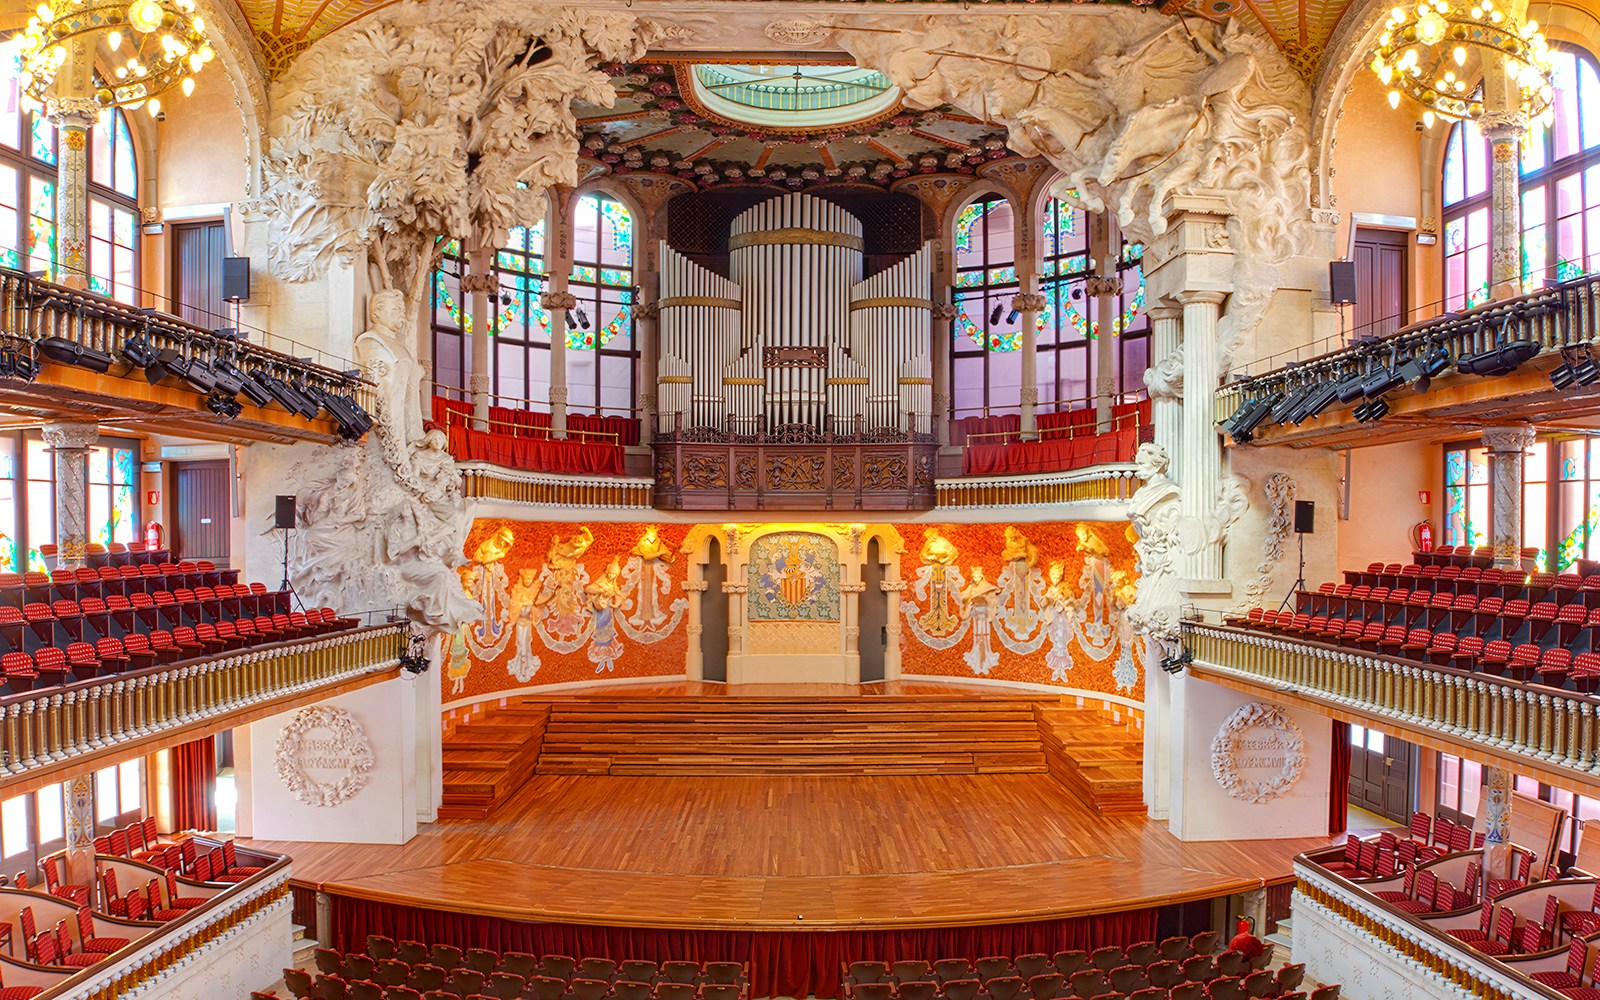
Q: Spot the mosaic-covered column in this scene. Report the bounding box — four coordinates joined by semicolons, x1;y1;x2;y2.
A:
1146;304;1183;480
45;96;97;289
636;299;660;447
1013;279;1046;440
931;301;957;447
1178;290;1229;583
464;244;496;432
63;773;94;887
1481;766;1514;881
41;421;98;569
1483;424;1535;569
1480;111;1528;302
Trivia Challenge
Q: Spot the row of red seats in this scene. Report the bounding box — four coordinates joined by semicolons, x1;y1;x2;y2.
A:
949;401;1151;447
0;582;287;650
37;540;170;570
0;560;237;607
17;902;129;974
961;426;1138;477
1329;567;1600;605
1;607;356;690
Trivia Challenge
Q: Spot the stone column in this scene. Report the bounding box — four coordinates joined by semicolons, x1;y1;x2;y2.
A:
682;579;708;681
931;301;957;447
1090;274;1122;432
463;244;496;432
841;581;865;682
41;421;98;569
1013;278;1045;440
1481;765;1514;881
1483;424;1535;569
63;773;94;889
636;299;660;446
1178;290;1229;583
882;580;905;681
542;289;576;439
1480;111;1528;302
44;39;94;289
1146;304;1184;478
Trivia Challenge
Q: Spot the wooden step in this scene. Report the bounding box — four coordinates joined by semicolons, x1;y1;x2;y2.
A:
439;705;551;818
1034;705;1145;816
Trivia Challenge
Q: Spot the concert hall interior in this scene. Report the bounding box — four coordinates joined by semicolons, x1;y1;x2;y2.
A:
8;0;1600;997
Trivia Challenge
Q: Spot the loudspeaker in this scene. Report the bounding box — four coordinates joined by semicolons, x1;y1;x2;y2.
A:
1329;261;1357;305
274;495;297;530
222;257;251;303
1294;500;1316;534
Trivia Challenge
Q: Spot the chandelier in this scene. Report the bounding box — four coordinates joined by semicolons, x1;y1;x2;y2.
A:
1370;0;1557;125
12;0;215;115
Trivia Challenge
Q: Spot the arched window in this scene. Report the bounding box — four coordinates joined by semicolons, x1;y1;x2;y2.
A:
1037;195;1151;407
429;222;549;401
1443;45;1600;308
951;195;1020;416
567;193;636;415
0;49;139;300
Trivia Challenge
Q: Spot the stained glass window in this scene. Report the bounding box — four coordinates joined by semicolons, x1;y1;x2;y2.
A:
1444;45;1600;306
568;193;636;417
1443;444;1490;550
951;195;1021;417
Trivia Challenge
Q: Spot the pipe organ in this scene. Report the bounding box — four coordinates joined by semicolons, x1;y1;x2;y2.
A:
657;193;933;439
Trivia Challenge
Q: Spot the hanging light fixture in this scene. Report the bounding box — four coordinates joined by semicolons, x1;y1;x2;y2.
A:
1369;0;1557;122
8;0;215;114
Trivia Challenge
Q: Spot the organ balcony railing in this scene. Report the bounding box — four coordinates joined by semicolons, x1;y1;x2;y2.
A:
934;463;1141;507
458;462;655;508
1214;269;1600;427
0;624;406;788
5;839;292;999
0;266;373;441
1182;623;1600;795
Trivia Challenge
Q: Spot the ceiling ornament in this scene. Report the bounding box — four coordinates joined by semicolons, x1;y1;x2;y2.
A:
11;0;216;113
765;18;834;47
1369;0;1555;125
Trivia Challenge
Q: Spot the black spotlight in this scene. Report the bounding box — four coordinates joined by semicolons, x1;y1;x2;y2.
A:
204;389;243;419
1270;381;1313;424
1397;345;1451;392
178;357;218;394
565;309;579;328
1457;339;1540;377
575;306;591;330
145;348;183;385
1335;362;1371;403
1361;347;1404;398
1006;308;1020;324
1289;380;1341;423
37;336;113;373
1221;392;1281;445
1353;398;1391;422
0;343;37;382
1551;348;1600;389
214;359;270;406
121;334;158;369
989;302;1005;325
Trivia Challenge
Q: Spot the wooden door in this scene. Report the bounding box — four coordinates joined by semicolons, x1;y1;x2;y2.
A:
172;460;230;563
1348;726;1413;823
1352;227;1408;339
859;538;888;683
171;221;227;329
700;538;728;683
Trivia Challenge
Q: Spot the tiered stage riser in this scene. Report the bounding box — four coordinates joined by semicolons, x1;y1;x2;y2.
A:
440;704;550;819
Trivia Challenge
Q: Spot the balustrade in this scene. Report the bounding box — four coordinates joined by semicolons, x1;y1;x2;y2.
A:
934;463;1142;507
457;462;654;508
0;624;405;781
1183;623;1600;784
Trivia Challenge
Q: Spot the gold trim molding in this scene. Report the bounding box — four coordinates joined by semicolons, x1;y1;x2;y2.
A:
899;376;932;385
826;377;871;385
851;297;934;311
659;295;742;310
723;377;766;385
729;229;865;252
658;375;695;384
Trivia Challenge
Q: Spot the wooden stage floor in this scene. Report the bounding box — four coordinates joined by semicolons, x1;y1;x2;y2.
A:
247;684;1375;930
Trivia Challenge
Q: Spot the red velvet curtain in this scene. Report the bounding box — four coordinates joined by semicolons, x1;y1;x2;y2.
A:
330;895;1158;999
1329;721;1352;836
171;735;217;832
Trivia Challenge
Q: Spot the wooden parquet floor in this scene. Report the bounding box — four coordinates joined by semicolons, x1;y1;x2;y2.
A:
248;770;1371;930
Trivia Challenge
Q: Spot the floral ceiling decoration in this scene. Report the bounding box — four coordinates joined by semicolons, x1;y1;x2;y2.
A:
575;60;1016;191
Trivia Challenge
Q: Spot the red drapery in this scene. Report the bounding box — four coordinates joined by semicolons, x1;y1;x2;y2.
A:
329;894;1159;999
171;735;217;832
1329;721;1352;836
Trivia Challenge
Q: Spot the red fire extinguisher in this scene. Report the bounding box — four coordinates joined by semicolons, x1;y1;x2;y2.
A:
145;521;163;552
1415;521;1434;553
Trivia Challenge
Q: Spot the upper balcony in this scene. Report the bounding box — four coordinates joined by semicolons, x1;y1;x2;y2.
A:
0;268;374;446
1217;272;1600;450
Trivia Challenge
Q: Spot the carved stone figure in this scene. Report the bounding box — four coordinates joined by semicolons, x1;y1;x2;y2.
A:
1126;442;1184;653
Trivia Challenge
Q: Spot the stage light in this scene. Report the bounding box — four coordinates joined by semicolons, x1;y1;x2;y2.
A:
178;357;218;394
121;334;158;369
1290;381;1341;423
575;306;591;330
1361;360;1403;398
1457;339;1540;377
1397;346;1451;391
0;344;37;382
1221;392;1281;444
1006;308;1020;324
988;303;1005;325
1353;398;1391;422
565;309;579;328
1550;348;1600;389
145;348;182;385
204;389;242;419
37;336;114;374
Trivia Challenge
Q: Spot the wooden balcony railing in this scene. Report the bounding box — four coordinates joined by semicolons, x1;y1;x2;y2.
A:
0;624;405;784
935;464;1142;508
1292;858;1567;1000
7;838;293;1000
457;462;654;508
1182;623;1600;790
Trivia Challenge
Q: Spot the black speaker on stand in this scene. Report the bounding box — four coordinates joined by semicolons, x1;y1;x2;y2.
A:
275;495;296;595
1277;501;1315;613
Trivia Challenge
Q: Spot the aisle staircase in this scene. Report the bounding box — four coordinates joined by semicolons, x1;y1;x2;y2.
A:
436;693;1145;818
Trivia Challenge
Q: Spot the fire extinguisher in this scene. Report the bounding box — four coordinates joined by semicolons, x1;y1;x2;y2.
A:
145;521;163;552
1413;521;1434;553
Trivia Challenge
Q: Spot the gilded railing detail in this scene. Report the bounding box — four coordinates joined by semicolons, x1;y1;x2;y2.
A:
0;624;405;780
935;464;1141;508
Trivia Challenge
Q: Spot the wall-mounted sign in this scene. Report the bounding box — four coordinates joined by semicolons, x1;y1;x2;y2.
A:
273;706;375;807
146;491;160;506
1418;490;1431;505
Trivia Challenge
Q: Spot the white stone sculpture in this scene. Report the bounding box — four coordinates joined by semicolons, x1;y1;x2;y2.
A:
1231;472;1298;616
837;12;1310;360
1126;442;1183;653
1210;701;1307;804
273;706;376;808
1144;348;1184;401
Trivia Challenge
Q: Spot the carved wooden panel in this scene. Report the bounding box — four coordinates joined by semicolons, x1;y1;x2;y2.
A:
653;442;938;511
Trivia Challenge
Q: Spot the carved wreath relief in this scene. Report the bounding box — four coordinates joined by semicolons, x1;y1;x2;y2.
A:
274;707;376;808
1210;701;1307;804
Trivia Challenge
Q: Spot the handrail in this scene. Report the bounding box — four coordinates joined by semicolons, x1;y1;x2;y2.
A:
457;462;654;508
1215;268;1600;425
429;381;640;421
431;399;622;446
0;623;406;781
951;389;1149;421
960;405;1146;447
1182;622;1600;787
0;267;375;414
935;463;1141;507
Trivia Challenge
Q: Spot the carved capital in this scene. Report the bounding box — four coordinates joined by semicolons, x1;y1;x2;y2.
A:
1019;386;1039;405
541;290;579;310
460;273;498;295
467;373;491;394
721;582;749;594
41;421;99;452
1481;424;1536;454
931;302;959;322
1310;207;1341;228
1011;292;1048;312
681;579;709;592
549;386;569;405
686;623;704;636
839;582;867;593
1478;110;1529;142
44;96;100;130
1084;275;1122;297
634;301;661;322
880;580;907;593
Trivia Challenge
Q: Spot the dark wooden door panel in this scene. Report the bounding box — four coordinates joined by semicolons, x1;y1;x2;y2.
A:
173;460;229;563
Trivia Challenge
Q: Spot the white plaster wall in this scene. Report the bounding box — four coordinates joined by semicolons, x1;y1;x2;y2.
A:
1338;441;1440;573
242;677;419;844
1226;445;1342;612
1167;674;1333;841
